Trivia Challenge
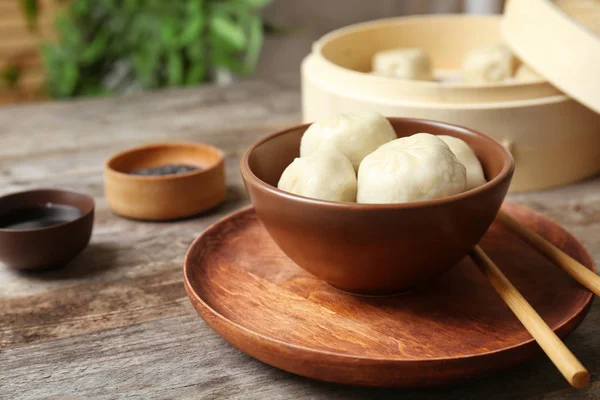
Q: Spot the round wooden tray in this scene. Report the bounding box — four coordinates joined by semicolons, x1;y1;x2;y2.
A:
183;203;595;387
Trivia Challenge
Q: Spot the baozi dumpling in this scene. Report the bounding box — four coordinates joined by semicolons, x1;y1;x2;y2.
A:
357;133;467;204
438;135;486;190
278;151;357;202
515;64;541;81
372;48;433;81
462;44;516;84
300;111;396;171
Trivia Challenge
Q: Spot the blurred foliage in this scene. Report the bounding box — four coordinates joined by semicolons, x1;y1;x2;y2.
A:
20;0;40;32
1;64;22;89
33;0;274;98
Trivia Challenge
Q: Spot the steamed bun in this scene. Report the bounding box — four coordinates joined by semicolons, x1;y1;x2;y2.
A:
278;151;357;202
300;111;396;170
462;44;516;84
357;133;466;203
438;135;486;190
372;48;433;81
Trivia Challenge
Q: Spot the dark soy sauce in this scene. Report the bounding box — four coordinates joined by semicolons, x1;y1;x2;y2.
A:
129;164;200;176
0;203;82;230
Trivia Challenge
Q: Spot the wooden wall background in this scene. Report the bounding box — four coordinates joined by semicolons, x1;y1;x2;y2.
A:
0;0;55;104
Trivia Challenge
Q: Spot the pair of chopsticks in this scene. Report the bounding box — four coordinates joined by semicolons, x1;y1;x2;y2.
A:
470;210;596;389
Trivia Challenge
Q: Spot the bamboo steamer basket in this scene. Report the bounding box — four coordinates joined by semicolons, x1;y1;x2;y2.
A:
301;14;600;192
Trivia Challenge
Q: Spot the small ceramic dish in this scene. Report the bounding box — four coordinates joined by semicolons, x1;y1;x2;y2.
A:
0;189;95;270
241;117;514;295
104;142;226;221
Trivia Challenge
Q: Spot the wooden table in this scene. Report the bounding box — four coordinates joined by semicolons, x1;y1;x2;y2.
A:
1;79;599;400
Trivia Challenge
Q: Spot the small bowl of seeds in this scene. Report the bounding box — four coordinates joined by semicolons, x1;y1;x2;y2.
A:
104;142;226;221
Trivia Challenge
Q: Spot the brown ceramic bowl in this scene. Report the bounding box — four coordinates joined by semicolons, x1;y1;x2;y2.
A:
241;118;514;295
104;142;226;221
0;189;94;270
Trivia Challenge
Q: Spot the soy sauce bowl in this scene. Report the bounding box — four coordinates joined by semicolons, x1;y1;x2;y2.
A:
104;142;226;221
0;189;95;271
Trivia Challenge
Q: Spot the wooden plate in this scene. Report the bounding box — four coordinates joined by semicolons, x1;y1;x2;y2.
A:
183;203;595;387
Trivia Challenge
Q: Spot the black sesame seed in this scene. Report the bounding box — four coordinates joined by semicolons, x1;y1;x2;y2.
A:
129;164;200;176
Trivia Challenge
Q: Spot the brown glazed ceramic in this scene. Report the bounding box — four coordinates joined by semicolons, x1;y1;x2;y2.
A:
0;189;94;270
104;142;226;221
240;118;514;294
184;203;594;387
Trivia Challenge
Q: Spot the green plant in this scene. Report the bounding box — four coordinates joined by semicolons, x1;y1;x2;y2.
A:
0;64;22;89
38;0;274;98
20;0;40;32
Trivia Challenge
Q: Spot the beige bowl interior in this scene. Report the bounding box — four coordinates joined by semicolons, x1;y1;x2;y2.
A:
322;16;504;72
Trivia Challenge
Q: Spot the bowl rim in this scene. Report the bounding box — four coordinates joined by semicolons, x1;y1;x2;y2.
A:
240;117;514;210
0;188;95;233
104;141;224;181
313;14;548;91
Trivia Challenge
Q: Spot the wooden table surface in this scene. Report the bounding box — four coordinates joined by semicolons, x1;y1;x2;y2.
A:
1;78;599;400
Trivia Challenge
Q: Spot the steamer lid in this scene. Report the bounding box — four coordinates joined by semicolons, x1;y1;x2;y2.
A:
502;0;600;114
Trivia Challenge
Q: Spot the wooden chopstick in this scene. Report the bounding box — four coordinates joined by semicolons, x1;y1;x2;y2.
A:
498;211;600;296
470;245;589;389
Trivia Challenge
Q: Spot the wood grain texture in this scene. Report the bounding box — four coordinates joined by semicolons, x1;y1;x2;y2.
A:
183;204;593;388
1;78;600;399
